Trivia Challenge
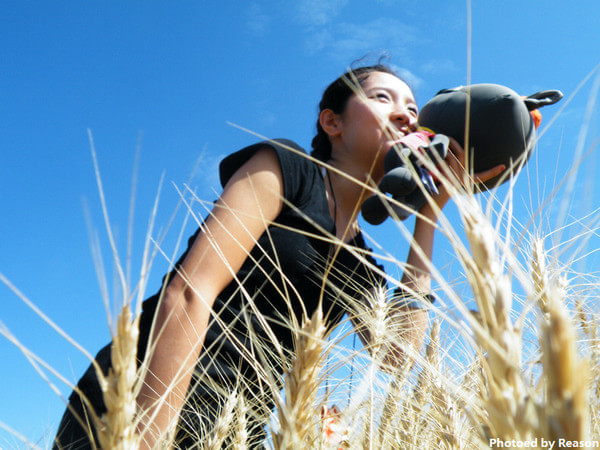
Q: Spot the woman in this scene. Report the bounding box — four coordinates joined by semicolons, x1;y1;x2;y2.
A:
54;64;504;449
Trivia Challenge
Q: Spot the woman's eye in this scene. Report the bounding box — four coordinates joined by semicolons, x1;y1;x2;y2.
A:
372;92;391;102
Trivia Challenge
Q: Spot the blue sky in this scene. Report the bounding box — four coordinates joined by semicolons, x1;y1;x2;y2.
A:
1;1;599;447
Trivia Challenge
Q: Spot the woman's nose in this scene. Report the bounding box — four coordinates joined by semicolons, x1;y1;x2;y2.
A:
391;107;417;131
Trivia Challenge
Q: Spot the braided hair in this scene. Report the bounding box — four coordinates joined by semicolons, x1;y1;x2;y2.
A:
310;64;403;162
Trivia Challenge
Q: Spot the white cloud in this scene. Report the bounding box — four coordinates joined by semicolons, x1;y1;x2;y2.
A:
294;0;349;27
391;64;424;91
246;3;270;36
304;18;420;65
420;59;459;76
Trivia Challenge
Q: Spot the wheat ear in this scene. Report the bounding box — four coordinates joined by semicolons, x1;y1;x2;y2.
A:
94;304;141;450
460;198;537;441
202;389;238;450
540;284;590;443
422;321;463;449
531;237;551;317
231;393;249;450
575;300;600;437
273;306;326;450
378;356;411;448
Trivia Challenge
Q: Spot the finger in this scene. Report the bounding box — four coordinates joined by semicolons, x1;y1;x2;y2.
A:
443;138;466;172
447;137;464;156
447;137;466;164
474;164;506;183
440;138;466;177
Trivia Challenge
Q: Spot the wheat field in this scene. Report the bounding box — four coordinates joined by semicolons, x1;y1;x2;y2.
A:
6;100;599;449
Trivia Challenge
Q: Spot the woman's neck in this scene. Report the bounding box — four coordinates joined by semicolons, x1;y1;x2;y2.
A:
325;159;376;239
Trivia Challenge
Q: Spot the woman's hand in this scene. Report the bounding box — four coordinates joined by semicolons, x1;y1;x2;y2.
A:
422;137;506;216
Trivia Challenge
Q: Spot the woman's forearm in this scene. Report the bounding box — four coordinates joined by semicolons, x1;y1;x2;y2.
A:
385;200;445;369
135;148;284;448
136;283;212;449
400;199;445;294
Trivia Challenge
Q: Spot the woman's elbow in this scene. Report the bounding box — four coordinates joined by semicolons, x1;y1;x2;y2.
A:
158;277;213;329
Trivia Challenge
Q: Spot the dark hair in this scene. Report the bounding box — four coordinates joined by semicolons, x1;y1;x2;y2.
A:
310;64;403;162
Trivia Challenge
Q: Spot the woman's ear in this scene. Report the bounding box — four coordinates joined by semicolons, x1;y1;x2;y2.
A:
319;109;342;138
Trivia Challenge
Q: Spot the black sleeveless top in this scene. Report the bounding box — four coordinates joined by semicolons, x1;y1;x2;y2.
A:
138;139;386;395
54;139;389;450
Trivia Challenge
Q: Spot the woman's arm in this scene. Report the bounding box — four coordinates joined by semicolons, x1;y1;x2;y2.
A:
136;147;284;448
363;140;506;369
400;139;507;291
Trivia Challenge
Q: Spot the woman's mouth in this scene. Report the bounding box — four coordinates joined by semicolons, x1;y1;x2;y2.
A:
386;126;411;142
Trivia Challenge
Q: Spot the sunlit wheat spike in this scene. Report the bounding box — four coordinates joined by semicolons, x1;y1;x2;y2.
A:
575;299;600;420
455;196;540;442
232;393;248;450
273;306;326;450
422;321;463;449
353;285;394;450
377;356;411;448
376;321;445;449
530;233;592;442
531;236;550;316
94;304;141;450
364;285;389;361
399;320;446;449
203;389;238;450
540;286;590;443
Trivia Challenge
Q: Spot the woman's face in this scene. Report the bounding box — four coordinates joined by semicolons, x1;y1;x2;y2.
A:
336;71;418;175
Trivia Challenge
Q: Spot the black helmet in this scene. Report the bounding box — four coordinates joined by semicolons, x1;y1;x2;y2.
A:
418;84;562;190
